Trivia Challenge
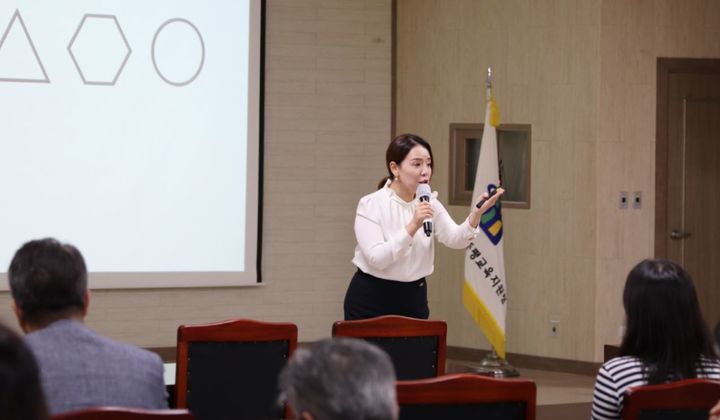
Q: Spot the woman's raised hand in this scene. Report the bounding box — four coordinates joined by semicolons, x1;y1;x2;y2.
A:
468;187;505;228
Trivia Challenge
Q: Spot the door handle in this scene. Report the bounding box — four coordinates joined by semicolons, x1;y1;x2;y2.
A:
670;230;692;240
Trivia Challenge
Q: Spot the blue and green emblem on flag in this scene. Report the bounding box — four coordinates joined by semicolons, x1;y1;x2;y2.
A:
479;183;503;245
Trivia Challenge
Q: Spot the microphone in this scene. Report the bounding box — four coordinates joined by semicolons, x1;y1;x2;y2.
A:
416;184;432;237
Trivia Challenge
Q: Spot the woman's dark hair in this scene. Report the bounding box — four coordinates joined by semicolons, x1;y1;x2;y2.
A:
377;133;434;189
619;259;714;384
0;323;49;420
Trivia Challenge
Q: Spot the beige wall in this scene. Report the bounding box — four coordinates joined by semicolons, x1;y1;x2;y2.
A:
0;0;392;347
397;0;720;362
595;0;720;361
396;0;600;362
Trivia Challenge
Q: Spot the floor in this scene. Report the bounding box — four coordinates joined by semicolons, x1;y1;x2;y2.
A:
164;360;597;418
524;367;594;419
448;361;596;419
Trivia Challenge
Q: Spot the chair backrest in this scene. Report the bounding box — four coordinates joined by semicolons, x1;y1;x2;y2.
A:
332;315;447;380
52;407;193;419
622;379;720;420
175;318;298;420
396;373;536;420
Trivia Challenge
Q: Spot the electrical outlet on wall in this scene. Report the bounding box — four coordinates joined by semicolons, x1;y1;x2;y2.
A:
550;320;560;338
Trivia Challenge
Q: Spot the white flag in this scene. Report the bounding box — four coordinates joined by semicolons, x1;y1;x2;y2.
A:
463;93;507;358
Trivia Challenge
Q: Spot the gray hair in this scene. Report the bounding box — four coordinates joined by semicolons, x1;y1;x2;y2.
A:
280;337;397;420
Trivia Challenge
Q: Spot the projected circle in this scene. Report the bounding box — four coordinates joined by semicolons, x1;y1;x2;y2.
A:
152;18;205;86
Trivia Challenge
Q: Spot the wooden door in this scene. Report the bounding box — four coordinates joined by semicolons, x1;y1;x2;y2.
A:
656;58;720;330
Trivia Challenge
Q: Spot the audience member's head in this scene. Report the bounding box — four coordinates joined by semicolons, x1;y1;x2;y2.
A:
0;323;48;420
620;258;713;384
8;238;89;332
280;337;398;420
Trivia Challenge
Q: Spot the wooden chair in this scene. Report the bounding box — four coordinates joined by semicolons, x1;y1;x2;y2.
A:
175;319;297;420
332;315;446;380
396;373;536;420
52;407;193;419
622;378;720;420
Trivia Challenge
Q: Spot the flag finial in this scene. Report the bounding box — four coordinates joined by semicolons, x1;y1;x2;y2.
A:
486;67;493;101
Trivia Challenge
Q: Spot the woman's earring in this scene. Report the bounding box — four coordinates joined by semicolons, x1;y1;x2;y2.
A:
395;174;400;181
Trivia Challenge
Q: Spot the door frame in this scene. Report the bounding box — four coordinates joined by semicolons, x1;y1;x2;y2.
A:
654;58;720;257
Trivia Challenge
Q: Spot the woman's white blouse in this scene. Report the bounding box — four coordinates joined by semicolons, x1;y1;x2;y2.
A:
352;184;478;282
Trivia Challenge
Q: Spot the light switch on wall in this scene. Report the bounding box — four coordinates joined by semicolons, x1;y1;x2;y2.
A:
619;192;628;209
632;192;641;209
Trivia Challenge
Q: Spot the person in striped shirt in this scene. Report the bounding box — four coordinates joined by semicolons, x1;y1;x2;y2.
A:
591;259;720;420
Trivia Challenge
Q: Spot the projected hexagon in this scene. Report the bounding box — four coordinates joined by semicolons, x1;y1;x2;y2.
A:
67;14;131;86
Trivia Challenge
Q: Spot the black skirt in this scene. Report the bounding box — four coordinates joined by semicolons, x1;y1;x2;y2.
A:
343;269;429;320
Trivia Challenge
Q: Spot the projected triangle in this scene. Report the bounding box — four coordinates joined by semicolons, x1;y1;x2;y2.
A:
0;10;49;83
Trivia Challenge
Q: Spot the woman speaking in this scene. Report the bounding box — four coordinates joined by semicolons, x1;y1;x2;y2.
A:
343;133;503;320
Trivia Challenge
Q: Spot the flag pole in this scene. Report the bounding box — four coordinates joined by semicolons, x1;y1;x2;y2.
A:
470;67;519;378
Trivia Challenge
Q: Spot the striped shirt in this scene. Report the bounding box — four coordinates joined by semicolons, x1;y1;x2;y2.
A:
591;356;720;420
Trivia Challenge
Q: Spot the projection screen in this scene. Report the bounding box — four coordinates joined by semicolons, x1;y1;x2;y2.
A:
0;0;264;288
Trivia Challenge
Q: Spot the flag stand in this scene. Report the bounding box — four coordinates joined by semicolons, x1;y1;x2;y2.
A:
464;67;517;379
471;349;519;377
